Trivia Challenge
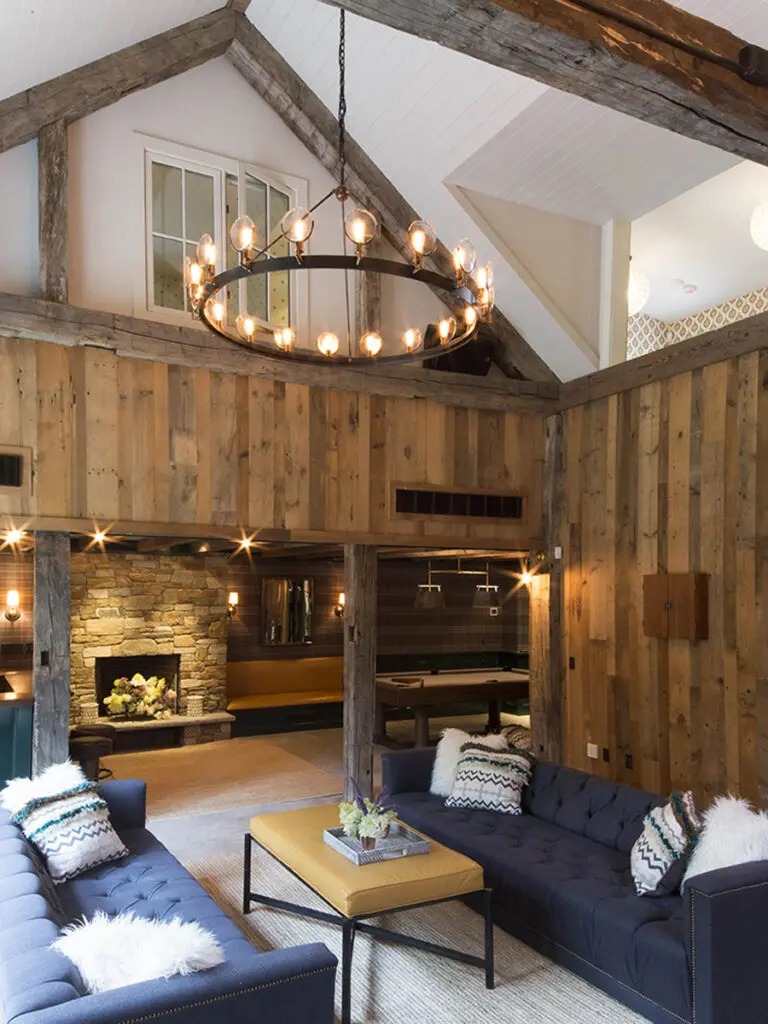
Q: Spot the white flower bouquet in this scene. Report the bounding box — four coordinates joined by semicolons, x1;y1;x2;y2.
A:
338;779;397;850
103;673;176;720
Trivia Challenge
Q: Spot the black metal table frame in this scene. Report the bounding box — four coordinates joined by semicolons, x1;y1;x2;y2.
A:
243;832;495;1024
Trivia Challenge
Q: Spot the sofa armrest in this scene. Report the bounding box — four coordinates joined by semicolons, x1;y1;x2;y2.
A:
688;859;768;1024
97;779;146;832
382;748;435;796
19;943;337;1024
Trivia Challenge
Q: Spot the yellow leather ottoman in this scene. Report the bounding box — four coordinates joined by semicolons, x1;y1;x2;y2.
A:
244;804;494;1024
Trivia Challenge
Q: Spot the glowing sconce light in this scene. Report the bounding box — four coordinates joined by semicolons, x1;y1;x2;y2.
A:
4;590;20;623
4;529;24;548
520;570;533;586
334;592;346;618
227;591;239;618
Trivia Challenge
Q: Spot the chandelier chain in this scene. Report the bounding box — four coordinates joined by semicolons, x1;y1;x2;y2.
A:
337;9;347;190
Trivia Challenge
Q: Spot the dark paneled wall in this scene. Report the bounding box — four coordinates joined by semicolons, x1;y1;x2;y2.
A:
0;551;33;670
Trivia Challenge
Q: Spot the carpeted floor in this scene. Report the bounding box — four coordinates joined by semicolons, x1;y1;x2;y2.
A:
103;737;343;818
185;847;645;1024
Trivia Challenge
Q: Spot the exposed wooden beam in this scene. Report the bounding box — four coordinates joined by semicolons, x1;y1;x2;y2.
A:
317;0;768;167
32;532;71;773
0;9;235;154
0;293;559;413
343;544;377;800
228;15;557;384
38;120;68;303
378;548;526;560
228;0;252;10
559;309;768;409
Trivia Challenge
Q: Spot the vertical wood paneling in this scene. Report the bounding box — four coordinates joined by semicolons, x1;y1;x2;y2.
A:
563;353;767;804
35;343;72;519
83;349;118;520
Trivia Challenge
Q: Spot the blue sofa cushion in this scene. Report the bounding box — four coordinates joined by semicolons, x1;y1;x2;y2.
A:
395;790;691;1021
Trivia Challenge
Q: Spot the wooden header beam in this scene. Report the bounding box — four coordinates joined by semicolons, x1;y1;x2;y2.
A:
318;0;768;166
228;15;557;384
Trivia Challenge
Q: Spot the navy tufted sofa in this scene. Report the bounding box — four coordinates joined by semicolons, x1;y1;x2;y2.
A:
0;779;337;1024
383;748;768;1024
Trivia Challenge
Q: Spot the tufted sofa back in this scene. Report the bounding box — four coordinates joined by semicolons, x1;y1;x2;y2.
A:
521;763;666;853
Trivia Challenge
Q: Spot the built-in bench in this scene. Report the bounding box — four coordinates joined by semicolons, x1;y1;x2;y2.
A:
226;657;343;736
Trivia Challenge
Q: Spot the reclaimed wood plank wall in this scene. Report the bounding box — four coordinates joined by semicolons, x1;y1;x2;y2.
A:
0;338;545;546
561;352;768;805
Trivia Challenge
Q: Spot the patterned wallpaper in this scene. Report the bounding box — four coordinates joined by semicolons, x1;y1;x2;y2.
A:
627;286;768;359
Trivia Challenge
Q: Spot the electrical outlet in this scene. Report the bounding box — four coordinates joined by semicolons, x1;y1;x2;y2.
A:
554;545;562;560
587;742;599;759
489;606;500;617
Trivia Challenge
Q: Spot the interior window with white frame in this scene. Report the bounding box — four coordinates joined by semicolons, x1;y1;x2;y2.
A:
145;143;302;332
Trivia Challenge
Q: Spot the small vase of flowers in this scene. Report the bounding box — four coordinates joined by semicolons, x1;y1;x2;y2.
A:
339;778;397;851
103;673;176;720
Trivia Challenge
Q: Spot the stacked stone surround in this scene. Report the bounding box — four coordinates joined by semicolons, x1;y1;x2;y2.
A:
70;552;229;727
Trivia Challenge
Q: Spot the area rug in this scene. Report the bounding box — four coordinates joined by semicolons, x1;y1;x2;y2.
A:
185;847;645;1024
103;737;343;818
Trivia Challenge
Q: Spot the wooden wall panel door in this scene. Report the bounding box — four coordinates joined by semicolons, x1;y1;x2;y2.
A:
667;573;708;640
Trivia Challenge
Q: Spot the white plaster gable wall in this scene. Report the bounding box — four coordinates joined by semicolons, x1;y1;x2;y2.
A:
0;142;38;296
67;57;446;350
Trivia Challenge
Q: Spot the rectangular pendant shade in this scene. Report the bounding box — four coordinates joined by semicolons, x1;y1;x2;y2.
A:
414;586;445;610
473;586;499;609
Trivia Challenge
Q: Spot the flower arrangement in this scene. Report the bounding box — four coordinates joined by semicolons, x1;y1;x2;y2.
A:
103;673;176;720
339;778;397;849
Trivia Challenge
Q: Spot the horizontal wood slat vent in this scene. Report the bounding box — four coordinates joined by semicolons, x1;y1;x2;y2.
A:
395;488;524;520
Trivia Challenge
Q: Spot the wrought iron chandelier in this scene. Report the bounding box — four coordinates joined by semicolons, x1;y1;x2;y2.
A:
184;12;493;365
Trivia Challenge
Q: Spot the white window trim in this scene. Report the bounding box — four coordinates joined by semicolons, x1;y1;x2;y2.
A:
141;136;309;340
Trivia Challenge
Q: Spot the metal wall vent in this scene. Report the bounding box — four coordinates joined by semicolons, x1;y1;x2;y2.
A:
0;453;22;488
395;488;523;520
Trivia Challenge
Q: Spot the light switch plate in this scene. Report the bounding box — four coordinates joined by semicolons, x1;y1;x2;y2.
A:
587;742;599;759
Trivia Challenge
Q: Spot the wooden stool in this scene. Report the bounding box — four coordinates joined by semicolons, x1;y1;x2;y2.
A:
69;735;114;782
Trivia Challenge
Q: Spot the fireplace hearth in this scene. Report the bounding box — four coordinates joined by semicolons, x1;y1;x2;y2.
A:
95;654;180;717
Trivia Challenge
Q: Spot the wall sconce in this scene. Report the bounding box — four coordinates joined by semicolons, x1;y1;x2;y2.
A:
519;552;547;586
4;590;21;623
334;593;346;618
227;591;239;618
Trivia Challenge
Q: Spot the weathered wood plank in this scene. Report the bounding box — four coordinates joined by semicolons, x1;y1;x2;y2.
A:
228;15;557;384
343;544;378;799
32;532;71;773
0;293;558;413
318;0;768;166
38;120;68;304
0;10;235;153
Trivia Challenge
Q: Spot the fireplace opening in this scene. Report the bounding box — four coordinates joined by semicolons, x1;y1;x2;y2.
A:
95;655;181;717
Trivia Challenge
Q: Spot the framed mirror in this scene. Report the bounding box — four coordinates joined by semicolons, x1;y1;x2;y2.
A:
262;578;313;646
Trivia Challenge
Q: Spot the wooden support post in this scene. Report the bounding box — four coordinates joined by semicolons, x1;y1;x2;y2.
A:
32;533;71;773
529;414;564;763
343;544;378;799
38;120;68;303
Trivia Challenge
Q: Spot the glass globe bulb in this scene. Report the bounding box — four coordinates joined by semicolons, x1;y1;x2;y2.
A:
344;207;378;247
402;328;423;353
185;258;203;288
750;200;768;251
627;266;651;317
437;317;456;343
476;262;493;290
361;331;383;357
408;219;437;257
230;215;257;253
464;305;478;329
281;207;315;245
274;328;295;351
317;331;340;357
210;301;224;325
197;233;216;268
453;238;477;275
236;313;256;342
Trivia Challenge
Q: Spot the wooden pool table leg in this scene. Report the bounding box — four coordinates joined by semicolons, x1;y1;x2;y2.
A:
374;701;388;744
487;700;501;733
413;707;430;747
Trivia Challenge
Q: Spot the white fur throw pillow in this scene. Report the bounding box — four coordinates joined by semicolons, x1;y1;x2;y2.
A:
430;728;508;797
52;912;225;993
682;796;768;890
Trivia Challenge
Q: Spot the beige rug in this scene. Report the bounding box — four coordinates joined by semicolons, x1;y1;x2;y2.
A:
186;847;645;1024
103;737;343;818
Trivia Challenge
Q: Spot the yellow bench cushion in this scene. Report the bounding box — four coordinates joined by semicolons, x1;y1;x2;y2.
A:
227;657;343;703
249;804;484;918
227;690;342;712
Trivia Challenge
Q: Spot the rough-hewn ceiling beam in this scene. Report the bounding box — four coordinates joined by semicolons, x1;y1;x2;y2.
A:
228;14;557;383
317;0;768;166
0;293;558;413
0;8;236;153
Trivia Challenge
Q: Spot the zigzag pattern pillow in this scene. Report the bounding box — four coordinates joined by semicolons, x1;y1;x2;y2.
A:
1;761;127;884
630;791;699;897
446;743;534;815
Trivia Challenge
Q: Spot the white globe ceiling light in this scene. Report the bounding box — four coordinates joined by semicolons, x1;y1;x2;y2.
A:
750;200;768;251
627;265;651;317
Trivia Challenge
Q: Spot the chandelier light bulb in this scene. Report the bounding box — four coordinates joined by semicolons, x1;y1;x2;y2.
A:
627;265;651;317
185;260;203;287
211;302;224;326
750;200;768;251
230;215;257;254
274;328;295;351
408;219;437;260
453;237;477;276
236;314;256;342
476;262;493;291
402;327;423;353
437;318;456;343
317;331;341;357
465;305;478;329
344;207;378;250
281;206;315;245
361;331;383;356
196;233;216;268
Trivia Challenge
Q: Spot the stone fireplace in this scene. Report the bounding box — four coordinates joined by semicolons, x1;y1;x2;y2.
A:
70;552;230;733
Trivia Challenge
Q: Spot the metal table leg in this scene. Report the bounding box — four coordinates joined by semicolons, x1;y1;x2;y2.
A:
341;918;355;1024
242;832;252;915
413;706;430;747
484;888;495;989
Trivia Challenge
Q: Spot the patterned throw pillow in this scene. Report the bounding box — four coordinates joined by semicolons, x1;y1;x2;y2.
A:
446;743;534;815
630;791;699;897
1;761;127;884
501;725;533;752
